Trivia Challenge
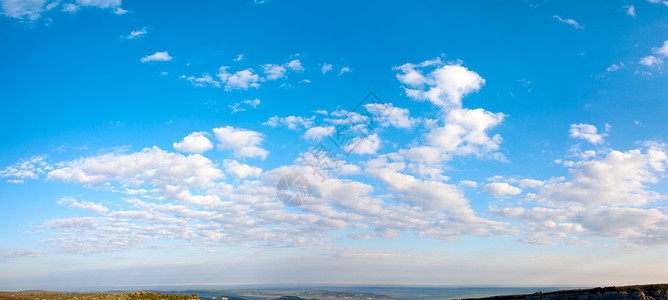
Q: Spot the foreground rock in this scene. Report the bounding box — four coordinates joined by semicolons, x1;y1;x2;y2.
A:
465;284;668;300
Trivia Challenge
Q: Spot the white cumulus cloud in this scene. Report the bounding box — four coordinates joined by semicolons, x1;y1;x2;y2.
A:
426;108;505;159
286;59;304;71
213;126;269;160
395;59;485;108
569;123;606;144
345;133;381;155
321;63;333;74
0;155;50;183
637;40;668;68
217;67;261;90
262;59;304;80
262;64;287;80
492;143;668;246
304;126;334;141
173;132;214;154
224;160;262;179
392;58;505;165
141;51;172;62
483;182;523;196
640;55;662;67
529;143;668;207
47;146;223;189
655;40;668;57
363;103;416;129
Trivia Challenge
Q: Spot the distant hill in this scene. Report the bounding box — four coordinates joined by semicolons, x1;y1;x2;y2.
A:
199;296;248;300
4;286;668;300
292;290;392;300
463;284;668;300
151;289;392;300
199;296;247;300
0;291;198;300
272;296;317;300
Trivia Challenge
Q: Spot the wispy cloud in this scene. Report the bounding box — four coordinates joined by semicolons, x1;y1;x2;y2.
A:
229;99;261;113
264;115;315;131
0;0;126;22
57;196;109;214
624;5;636;17
0;247;44;258
553;15;584;30
123;27;147;39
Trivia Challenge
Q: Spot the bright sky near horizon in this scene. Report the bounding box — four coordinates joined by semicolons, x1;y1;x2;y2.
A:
2;0;668;291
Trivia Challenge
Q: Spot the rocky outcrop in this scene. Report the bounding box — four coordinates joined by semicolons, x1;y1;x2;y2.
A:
466;285;668;300
521;290;668;300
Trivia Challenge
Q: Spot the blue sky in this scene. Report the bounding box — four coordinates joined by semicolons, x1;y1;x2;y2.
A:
2;0;668;290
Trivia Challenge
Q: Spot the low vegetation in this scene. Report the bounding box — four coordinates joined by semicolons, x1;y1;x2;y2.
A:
463;284;668;300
